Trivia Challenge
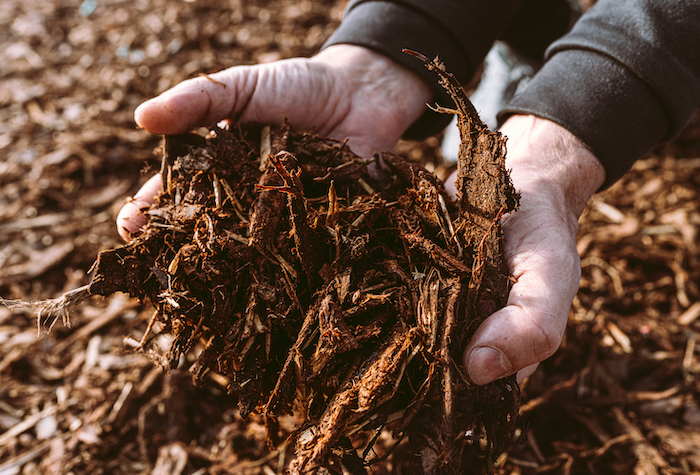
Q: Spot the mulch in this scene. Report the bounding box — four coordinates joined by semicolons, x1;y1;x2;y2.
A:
1;0;699;474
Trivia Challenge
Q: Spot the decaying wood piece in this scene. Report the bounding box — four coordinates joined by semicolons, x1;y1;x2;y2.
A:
248;122;290;249
396;51;520;474
3;58;522;474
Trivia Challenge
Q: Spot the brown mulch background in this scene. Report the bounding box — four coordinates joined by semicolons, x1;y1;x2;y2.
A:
1;0;699;474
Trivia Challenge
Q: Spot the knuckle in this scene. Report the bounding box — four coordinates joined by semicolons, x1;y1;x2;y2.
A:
526;308;566;362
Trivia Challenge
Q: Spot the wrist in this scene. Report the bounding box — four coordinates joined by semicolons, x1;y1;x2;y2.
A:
499;115;605;222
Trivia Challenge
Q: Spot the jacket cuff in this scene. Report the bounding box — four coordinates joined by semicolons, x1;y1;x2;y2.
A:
499;50;667;188
323;1;470;138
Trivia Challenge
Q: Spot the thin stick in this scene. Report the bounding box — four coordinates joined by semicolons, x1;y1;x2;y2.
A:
140;309;160;348
0;405;58;446
0;438;56;472
440;281;461;442
198;73;226;87
1;285;91;335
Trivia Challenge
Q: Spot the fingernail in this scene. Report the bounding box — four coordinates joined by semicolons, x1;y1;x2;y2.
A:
467;346;513;385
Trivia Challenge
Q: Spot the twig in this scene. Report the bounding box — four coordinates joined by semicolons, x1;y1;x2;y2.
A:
584;385;682;406
580;256;624;296
0;405;58;447
53;294;137;352
683;332;697;377
236;441;289;469
580;434;634;458
1;284;91;335
198;73;226;87
0;347;23;374
0;438;55;472
139;309;160;348
402;233;471;274
611;406;668;474
520;373;578;414
678;301;700;325
440;281;460;443
438;193;462;259
527;430;546;464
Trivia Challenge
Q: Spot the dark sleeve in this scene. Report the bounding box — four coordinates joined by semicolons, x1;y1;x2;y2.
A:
322;0;526;138
322;0;576;139
499;0;700;188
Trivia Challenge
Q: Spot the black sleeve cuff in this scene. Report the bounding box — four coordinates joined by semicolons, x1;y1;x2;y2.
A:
499;50;668;189
500;0;700;189
322;1;464;138
323;0;524;139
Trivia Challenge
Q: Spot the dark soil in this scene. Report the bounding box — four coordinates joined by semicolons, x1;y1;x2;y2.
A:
1;0;700;474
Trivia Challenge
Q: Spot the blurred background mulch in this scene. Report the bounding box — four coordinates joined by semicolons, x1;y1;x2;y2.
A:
1;0;699;474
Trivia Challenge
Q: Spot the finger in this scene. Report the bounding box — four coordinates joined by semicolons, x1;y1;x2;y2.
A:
134;67;374;159
462;231;580;385
516;363;539;383
134;66;259;135
116;174;162;241
445;169;458;200
463;289;568;386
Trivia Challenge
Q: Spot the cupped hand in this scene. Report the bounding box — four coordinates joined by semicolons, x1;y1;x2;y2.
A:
449;114;606;385
117;45;433;239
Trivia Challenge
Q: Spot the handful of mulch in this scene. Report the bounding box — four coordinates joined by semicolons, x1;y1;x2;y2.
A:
2;56;520;474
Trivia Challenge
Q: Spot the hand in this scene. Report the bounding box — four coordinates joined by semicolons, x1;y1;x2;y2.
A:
116;45;432;240
449;114;606;385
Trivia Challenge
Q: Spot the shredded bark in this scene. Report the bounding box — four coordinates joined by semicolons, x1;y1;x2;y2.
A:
1;55;523;474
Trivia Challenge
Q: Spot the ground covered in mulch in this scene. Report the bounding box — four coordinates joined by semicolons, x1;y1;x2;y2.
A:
1;0;699;474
